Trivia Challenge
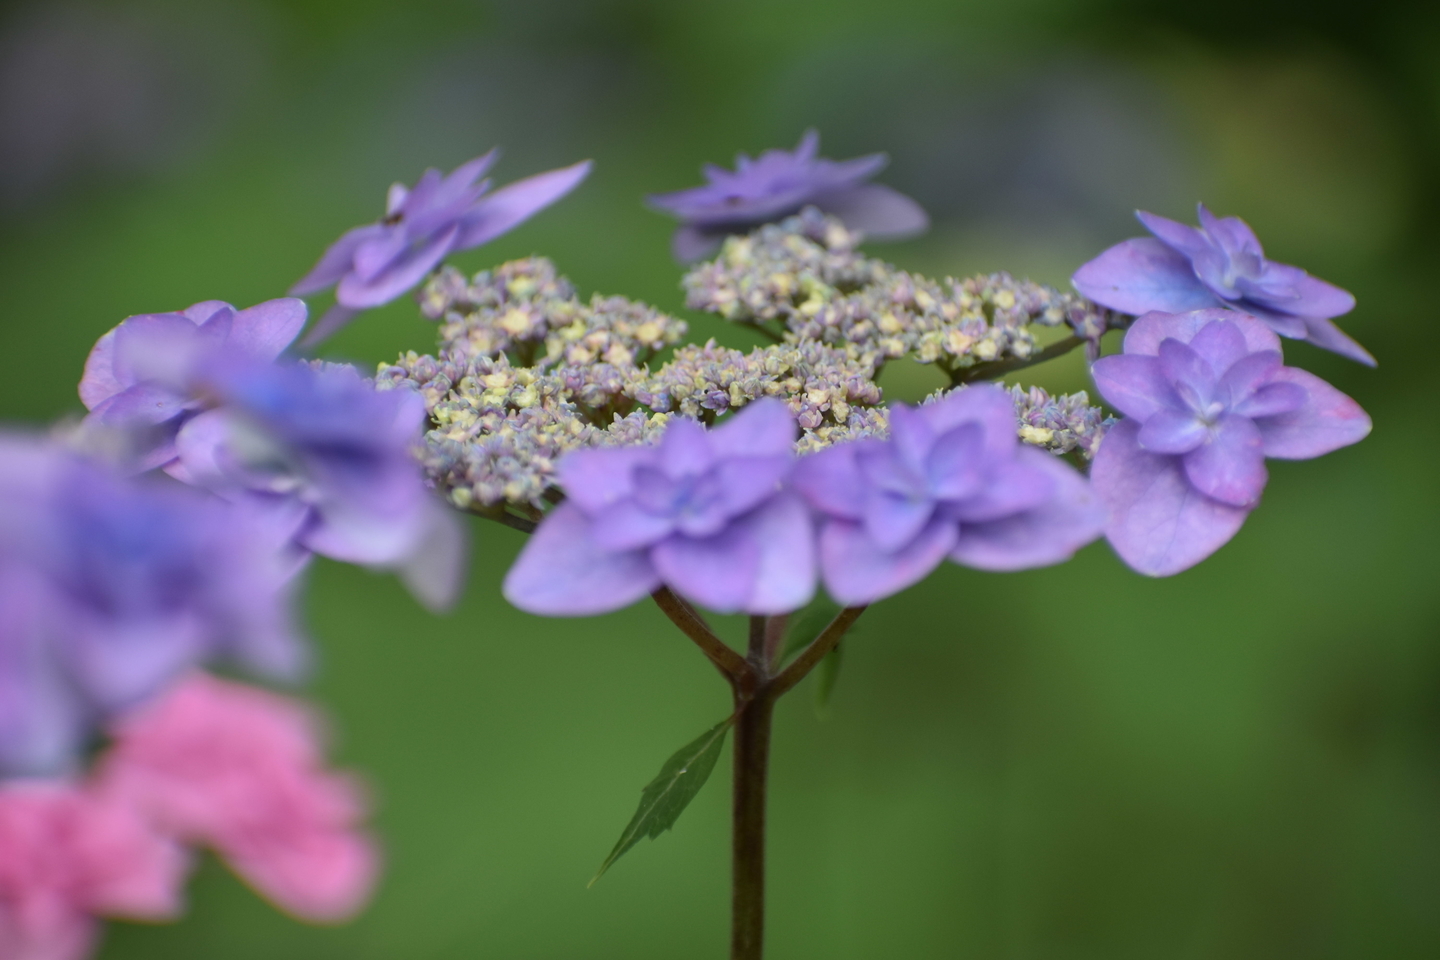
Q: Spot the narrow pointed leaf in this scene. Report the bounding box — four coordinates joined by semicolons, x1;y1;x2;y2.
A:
813;643;844;718
589;716;734;885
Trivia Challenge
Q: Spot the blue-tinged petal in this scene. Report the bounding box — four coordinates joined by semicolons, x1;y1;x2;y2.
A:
863;489;934;553
1300;314;1376;367
590;498;677;551
79;329;123;409
337;224;458;310
1254;367;1372;460
113;312;203;387
1187;319;1250;373
917;385;1016;461
709;397;797;459
298;304;361;348
454;160;592;250
651;525;759;613
1092;419;1251;577
1233;382;1306;419
290;224;389;296
737;493;817;614
1137;409;1207;454
1196;205;1264;256
1136;209;1211;258
813;183;928;239
715;455;792;517
229;298;307;361
818;516;957;607
950;448;1104;571
1288;272;1356;319
1218;350;1282;407
1123;308;1281;356
1231;300;1309;339
924;423;984;501
946;454;1053;523
792;443;867;520
658;417;714;478
1091;354;1177;421
503;502;659;616
1181;414;1267;508
1071;238;1218;316
556;445;655;513
1157;339;1217;401
886;404;935;475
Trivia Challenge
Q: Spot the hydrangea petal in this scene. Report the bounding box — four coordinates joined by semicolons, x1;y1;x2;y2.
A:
949;448;1104;570
819;516;958;607
1254;367;1372;459
1124;308;1281;356
1071;237;1218;315
79;329;123;409
650;524;760;613
863;490;935;553
1136;209;1212;258
1092;420;1251;576
812;183;929;238
792;443;866;520
737;493;817;614
671;225;725;262
229;298;307;361
455;160;592;250
709;398;797;458
1136;409;1207;454
1187;318;1251;372
503;502;659;616
1091;354;1176;421
290;224;388;296
1300;314;1376;367
1182;414;1267;507
336;223;458;309
556;445;655;513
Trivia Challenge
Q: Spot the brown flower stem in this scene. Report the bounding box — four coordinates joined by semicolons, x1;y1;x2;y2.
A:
651;588;750;681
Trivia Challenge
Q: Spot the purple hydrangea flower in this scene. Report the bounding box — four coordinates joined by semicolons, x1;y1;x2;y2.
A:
648;130;929;261
1072;205;1373;365
171;359;466;612
1090;309;1371;576
504;399;815;616
0;435;303;776
793;385;1105;607
291;152;592;344
79;298;308;469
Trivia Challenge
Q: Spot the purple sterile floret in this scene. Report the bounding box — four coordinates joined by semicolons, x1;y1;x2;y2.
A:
792;385;1105;607
503;399;815;616
647;130;929;261
291;152;592;344
79;299;307;469
0;435;303;777
1072;204;1373;365
172;359;466;612
1090;309;1372;577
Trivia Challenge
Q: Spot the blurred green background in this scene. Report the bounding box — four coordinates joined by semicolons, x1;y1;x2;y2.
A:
2;0;1437;956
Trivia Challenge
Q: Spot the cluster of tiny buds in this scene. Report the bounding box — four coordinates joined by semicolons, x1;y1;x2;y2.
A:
380;217;1114;513
682;208;1111;374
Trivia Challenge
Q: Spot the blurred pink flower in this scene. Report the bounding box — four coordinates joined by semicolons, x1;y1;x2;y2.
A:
0;782;184;960
98;674;378;923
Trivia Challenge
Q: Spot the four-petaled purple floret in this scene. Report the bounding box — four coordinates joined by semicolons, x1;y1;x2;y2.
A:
647;130;929;261
504;399;816;616
793;385;1105;607
1072;204;1374;365
1090;309;1371;577
291;152;592;344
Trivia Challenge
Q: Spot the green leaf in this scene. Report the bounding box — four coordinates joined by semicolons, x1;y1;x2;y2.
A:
813;643;844;718
589;716;734;886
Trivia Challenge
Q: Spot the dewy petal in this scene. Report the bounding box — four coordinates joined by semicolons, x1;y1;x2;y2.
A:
735;493;817;614
1299;314;1376;367
651;525;760;613
709;397;797;458
229;299;307;361
819;516;958;606
1181;414;1267;507
812;183;929;239
454;160;592;250
1254;367;1372;460
949;447;1104;571
1071;237;1219;316
792;443;867;520
1123;308;1281;357
1092;419;1251;577
503;502;659;616
1137;409;1207;454
290;224;389;296
335;223;458;309
1091;354;1177;421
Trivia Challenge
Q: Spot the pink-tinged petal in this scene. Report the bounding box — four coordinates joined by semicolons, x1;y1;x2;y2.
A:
1181;415;1267;507
1137;409;1207;454
229;298;307;361
395;501;469;613
79;329;123;409
336;223;458;309
1255;367;1372;460
1092;420;1251;576
709;397;797;458
556;445;656;513
590;499;676;550
1136;209;1211;258
1290;272;1356;319
454;160;592;249
503;502;659;616
737;493;817;614
792;443;866;519
1123;308;1281;356
863;490;935;552
1091;354;1175;420
651;524;762;613
671;225;724;262
819;516;957;606
290;224;389;296
1072;237;1217;315
950;447;1104;570
224;822;378;923
813;183;929;239
298;304;361;348
916;384;1016;460
1300;314;1376;366
1187;318;1251;372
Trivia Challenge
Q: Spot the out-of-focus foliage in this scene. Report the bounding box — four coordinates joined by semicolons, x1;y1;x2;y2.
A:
0;0;1436;957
